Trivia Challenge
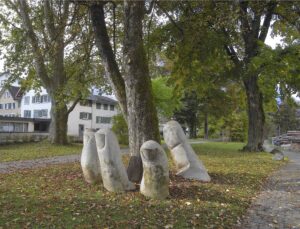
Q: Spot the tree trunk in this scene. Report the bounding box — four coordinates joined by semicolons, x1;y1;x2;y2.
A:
49;97;69;145
243;75;265;151
123;1;160;183
204;113;209;139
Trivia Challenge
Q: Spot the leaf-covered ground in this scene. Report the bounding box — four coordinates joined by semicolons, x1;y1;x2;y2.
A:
0;142;285;228
0;141;82;162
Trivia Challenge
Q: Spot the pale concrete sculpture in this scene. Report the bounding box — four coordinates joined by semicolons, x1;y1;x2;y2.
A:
81;128;102;184
262;140;275;153
271;148;285;161
163;120;211;182
95;129;135;192
140;140;169;199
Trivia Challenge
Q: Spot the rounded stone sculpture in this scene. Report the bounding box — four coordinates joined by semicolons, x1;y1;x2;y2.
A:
95;129;135;192
271;148;285;161
81;128;102;184
262;140;276;153
140;140;169;199
163;120;211;182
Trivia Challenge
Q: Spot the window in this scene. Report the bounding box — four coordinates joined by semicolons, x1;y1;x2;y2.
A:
32;94;50;103
0;122;28;132
96;116;111;124
5;103;12;110
33;109;48;118
24;110;31;118
32;95;41;103
4;91;10;98
12;103;15;109
79;112;92;120
24;96;30;105
103;104;108;110
41;94;51;103
0;104;2;109
80;100;92;107
110;105;114;111
96;103;101;109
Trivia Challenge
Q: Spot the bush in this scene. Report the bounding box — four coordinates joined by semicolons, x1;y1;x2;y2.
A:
111;114;129;145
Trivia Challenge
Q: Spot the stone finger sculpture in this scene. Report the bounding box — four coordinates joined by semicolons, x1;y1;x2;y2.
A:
95;129;135;192
163;120;211;182
81;128;102;184
262;140;275;153
140;140;169;199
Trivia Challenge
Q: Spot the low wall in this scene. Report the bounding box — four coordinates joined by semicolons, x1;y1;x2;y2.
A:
0;132;49;145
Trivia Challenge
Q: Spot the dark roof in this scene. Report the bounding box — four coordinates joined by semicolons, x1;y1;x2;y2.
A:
0;116;51;123
8;86;22;100
87;95;117;105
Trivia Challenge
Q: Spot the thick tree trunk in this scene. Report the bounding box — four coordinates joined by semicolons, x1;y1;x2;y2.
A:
90;2;160;183
123;1;160;183
204;113;209;139
243;75;265;151
49;96;69;145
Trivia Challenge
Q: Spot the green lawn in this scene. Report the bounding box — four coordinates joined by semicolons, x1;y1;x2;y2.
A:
0;141;83;162
0;142;285;228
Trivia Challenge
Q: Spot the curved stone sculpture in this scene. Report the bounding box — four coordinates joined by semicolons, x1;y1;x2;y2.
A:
163;120;211;182
262;140;275;153
81;128;102;184
140;140;169;199
95;129;135;192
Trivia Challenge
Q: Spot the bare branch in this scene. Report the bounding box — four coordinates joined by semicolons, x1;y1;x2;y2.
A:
44;1;56;40
156;1;184;38
90;3;128;117
259;1;277;42
67;96;81;114
145;0;155;14
17;0;50;87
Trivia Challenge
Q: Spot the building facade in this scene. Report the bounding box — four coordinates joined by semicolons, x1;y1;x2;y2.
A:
0;86;22;117
19;89;118;136
68;95;118;137
0;72;119;136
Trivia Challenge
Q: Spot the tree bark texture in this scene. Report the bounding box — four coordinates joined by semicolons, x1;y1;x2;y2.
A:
123;1;160;182
90;1;160;183
49;98;69;145
243;75;265;151
18;0;73;145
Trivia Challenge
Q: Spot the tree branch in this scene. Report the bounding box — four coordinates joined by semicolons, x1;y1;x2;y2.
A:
145;0;155;14
17;0;51;87
44;1;56;40
156;1;184;38
67;96;81;114
259;1;277;42
89;3;128;118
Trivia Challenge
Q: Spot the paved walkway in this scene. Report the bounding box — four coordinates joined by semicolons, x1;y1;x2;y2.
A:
239;150;300;229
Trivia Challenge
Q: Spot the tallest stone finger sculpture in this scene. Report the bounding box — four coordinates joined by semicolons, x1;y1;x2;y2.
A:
163;120;211;182
95;129;135;192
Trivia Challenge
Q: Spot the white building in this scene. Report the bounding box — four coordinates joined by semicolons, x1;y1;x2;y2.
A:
21;88;51;119
0;72;119;136
19;88;118;137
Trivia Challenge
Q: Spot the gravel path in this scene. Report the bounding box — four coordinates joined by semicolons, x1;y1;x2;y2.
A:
0;148;130;174
238;150;300;229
